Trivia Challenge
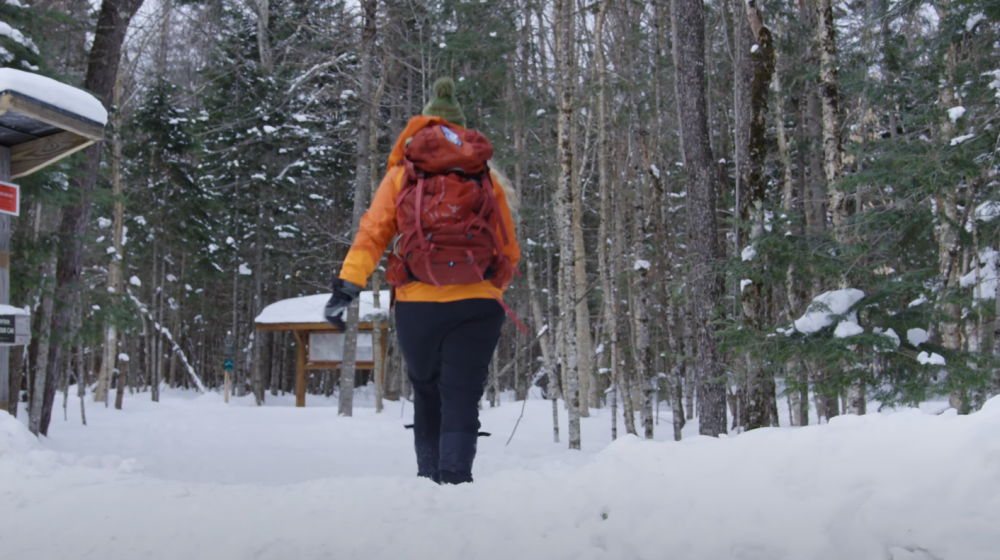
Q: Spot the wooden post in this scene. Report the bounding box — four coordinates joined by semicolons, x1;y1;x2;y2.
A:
115;353;128;410
0;146;10;414
223;334;233;404
295;330;306;407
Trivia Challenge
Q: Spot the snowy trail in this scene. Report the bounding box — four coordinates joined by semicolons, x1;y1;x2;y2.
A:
2;390;999;560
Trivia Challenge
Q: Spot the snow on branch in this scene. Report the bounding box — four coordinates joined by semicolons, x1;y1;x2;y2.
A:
127;289;206;393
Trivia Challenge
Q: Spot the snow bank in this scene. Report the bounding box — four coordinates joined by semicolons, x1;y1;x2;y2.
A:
2;392;998;560
792;288;865;335
255;290;390;324
0;68;107;125
0;412;38;456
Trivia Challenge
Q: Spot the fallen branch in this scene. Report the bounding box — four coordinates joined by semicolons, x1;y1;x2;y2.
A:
127;289;206;393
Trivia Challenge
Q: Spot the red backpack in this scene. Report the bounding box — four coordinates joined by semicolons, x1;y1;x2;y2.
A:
386;124;515;291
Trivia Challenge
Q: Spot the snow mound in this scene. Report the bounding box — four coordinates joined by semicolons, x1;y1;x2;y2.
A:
0;413;39;456
0;68;107;125
793;289;865;335
255;290;390;324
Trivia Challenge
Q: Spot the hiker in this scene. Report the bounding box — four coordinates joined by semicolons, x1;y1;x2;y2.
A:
324;78;521;485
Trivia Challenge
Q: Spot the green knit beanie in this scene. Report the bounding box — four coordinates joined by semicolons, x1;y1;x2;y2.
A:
421;77;466;128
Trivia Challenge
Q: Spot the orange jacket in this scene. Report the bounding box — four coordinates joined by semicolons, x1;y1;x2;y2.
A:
339;116;520;302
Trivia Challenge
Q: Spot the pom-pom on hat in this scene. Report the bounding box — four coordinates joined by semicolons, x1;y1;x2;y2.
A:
421;77;466;128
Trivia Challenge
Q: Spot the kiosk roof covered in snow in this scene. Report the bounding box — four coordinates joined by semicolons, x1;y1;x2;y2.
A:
254;291;390;407
0;68;106;178
255;290;390;330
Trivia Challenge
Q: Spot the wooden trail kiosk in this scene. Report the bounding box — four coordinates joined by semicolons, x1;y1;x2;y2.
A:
254;291;390;407
0;69;107;414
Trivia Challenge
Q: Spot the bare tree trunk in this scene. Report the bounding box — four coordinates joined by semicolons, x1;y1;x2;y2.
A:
253;0;272;74
555;0;581;450
594;0;635;438
634;140;657;440
339;0;378;417
528;258;559;442
28;255;56;436
41;0;146;436
252;210;265;405
668;297;686;441
672;0;727;437
97;76;126;404
734;0;777;431
115;351;128;410
372;275;384;413
683;296;696;421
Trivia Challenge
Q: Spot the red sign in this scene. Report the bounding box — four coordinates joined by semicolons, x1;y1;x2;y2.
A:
0;181;18;216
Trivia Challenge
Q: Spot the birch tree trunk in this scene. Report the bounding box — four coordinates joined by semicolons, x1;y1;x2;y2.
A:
555;0;580;450
96;75;125;405
634;138;657;440
817;0;862;416
593;0;635;438
931;1;968;412
339;0;378;417
528;258;559;442
672;0;728;437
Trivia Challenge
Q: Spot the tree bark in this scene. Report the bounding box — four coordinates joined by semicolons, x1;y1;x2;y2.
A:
672;0;728;437
734;0;777;431
528;258;559;442
97;76;124;404
339;0;378;417
593;0;635;438
40;0;146;435
555;0;581;450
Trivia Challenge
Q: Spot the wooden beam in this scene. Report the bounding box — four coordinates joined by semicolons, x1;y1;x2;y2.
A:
295;330;306;407
0;93;105;141
10;131;93;179
255;321;385;332
305;361;376;370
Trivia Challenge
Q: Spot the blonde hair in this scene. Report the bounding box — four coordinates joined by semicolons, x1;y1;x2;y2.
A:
488;161;520;227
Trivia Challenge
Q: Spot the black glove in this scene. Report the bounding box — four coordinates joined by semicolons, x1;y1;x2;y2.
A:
324;279;363;330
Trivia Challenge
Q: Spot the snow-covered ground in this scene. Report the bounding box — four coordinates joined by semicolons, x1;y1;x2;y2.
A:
1;387;998;560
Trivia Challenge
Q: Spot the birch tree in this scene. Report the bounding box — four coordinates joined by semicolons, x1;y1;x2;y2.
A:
339;0;378;417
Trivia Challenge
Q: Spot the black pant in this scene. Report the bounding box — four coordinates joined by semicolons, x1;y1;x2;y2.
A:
395;299;505;484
